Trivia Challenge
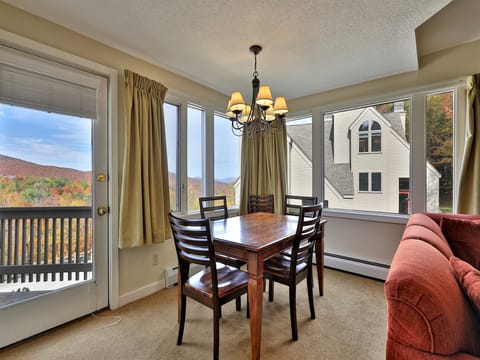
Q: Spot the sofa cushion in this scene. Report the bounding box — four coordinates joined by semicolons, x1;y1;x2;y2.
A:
402;223;453;259
450;255;480;318
441;217;480;269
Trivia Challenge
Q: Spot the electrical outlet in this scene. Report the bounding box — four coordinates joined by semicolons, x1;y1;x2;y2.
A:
152;253;159;266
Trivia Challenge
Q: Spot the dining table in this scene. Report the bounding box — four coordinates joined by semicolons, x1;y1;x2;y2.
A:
211;212;326;360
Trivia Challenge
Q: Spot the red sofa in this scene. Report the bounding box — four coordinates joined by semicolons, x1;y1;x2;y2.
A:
385;213;480;359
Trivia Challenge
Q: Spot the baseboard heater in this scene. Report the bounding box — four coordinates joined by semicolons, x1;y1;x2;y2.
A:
323;253;390;281
164;264;204;288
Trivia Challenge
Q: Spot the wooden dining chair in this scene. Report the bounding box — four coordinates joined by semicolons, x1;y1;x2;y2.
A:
248;194;275;214
198;195;246;311
169;213;249;360
284;195;318;216
263;203;323;341
199;195;229;221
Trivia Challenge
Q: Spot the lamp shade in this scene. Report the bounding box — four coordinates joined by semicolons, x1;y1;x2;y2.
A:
273;96;288;115
229;92;245;113
265;106;275;121
256;85;273;107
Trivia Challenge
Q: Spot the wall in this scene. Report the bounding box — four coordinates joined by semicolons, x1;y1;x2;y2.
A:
0;1;228;305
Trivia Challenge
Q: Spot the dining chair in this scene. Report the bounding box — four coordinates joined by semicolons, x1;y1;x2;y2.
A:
284;195;318;216
198;195;246;311
263;203;323;341
247;194;275;214
199;195;229;221
169;212;249;360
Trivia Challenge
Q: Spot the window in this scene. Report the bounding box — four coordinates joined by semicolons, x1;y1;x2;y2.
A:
359;173;368;191
164;102;179;211
358;120;381;153
214;114;240;207
371;172;382;192
426;91;453;213
187;105;204;212
358;172;381;192
324;99;410;213
286;116;313;196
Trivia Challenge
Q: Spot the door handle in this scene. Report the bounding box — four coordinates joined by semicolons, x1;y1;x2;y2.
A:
97;206;108;216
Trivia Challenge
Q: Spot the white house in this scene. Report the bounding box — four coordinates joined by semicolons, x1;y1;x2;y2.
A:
287;104;441;214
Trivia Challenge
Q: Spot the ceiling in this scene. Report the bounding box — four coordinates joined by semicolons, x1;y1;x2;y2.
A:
5;0;480;101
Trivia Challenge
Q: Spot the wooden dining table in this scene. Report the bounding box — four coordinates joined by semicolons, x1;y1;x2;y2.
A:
211;212;326;360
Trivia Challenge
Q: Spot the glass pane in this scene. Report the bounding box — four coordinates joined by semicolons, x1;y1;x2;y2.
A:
358;133;368;152
286;116;313;196
0;102;93;294
324;99;410;213
371;133;381;152
164;103;178;211
0;103;92;207
359;173;368;191
214;114;240;207
426;91;453;213
371;121;381;130
371;172;382;191
187;106;204;212
359;121;369;131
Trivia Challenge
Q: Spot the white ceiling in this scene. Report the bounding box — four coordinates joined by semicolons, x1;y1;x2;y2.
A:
6;0;479;101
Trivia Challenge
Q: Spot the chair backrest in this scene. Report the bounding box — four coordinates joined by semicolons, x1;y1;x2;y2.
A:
289;203;323;276
284;195;319;216
199;195;228;221
248;194;275;214
168;213;218;290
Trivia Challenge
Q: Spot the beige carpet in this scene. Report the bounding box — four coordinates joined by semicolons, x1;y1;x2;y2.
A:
0;268;387;360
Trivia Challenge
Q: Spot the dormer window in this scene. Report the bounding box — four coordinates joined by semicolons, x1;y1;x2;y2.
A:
359;120;381;153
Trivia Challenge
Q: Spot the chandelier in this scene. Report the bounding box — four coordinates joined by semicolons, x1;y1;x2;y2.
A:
226;45;288;137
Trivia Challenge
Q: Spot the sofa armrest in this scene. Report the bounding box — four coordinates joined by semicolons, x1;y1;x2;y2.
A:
385;239;480;357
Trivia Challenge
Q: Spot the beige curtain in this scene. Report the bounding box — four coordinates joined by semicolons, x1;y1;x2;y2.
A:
239;123;287;214
119;70;170;248
457;74;480;214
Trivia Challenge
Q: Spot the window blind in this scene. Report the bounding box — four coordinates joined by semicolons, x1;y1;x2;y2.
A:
0;61;97;119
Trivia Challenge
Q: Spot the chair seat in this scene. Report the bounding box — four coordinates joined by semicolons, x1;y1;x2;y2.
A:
185;263;249;299
264;255;308;280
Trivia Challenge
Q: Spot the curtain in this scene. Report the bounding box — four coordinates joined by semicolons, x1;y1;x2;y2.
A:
457;74;480;214
239;122;287;214
119;70;170;248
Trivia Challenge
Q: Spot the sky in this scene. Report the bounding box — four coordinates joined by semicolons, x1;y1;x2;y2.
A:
0;102;240;180
0;103;92;171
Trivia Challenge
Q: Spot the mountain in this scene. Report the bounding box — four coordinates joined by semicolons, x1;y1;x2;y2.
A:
0;154;91;182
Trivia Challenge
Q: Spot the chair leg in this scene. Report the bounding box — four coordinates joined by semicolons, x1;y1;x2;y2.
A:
213;305;220;360
177;294;187;345
307;269;316;319
235;296;241;311
289;285;298;341
268;279;274;302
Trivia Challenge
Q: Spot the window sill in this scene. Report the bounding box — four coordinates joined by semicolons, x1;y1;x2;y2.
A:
322;208;408;224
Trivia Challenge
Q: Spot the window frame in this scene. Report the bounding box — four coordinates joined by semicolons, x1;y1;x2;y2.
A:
309;80;466;222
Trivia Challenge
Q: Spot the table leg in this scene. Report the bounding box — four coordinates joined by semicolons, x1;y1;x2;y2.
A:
247;252;263;360
316;223;325;296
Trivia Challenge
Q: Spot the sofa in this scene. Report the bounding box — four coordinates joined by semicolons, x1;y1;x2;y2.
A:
384;212;480;359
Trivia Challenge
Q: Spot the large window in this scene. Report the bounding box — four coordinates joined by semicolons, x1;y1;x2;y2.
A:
164;102;179;211
187;105;204;212
286;116;313;196
214;114;240;207
426;91;453;213
324;100;410;214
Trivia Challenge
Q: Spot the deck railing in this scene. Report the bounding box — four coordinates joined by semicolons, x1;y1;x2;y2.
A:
0;207;93;284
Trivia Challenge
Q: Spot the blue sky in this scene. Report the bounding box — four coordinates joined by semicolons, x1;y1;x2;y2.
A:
0;104;92;171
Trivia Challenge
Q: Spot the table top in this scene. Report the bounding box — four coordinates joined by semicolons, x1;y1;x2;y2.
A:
211;212;300;252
